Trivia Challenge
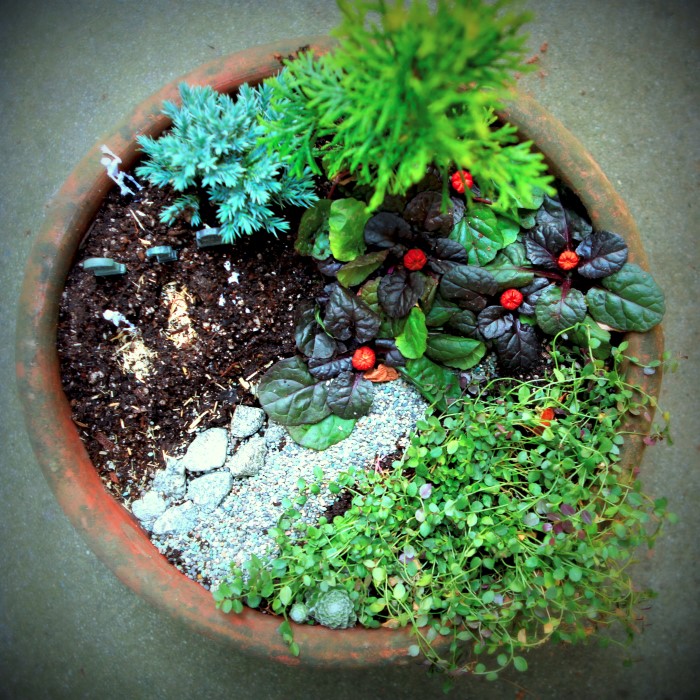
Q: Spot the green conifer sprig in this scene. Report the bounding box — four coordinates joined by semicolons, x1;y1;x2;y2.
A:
136;81;318;242
263;0;553;211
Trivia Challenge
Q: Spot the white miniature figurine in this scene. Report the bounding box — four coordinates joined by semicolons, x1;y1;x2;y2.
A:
100;144;143;196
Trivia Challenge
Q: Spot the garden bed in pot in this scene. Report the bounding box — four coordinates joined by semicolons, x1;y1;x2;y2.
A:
56;179;430;588
17;34;668;675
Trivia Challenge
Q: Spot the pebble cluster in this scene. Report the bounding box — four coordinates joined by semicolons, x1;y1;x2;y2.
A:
145;380;428;591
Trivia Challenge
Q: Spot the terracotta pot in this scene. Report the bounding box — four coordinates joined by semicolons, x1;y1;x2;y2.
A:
15;37;664;668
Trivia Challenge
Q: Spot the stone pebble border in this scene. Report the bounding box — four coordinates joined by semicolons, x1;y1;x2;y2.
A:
129;379;429;590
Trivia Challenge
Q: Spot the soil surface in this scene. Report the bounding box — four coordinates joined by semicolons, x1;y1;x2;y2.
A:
57;184;324;502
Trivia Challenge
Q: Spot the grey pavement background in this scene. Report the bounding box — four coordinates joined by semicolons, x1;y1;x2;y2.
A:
1;1;698;698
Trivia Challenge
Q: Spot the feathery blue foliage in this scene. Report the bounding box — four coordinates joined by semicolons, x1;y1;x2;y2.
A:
136;78;318;243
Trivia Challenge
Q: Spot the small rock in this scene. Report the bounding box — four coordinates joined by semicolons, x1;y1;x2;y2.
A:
131;491;167;527
226;434;266;478
180;428;229;473
187;471;233;511
263;422;287;448
152;457;187;499
230;405;265;438
152;501;199;536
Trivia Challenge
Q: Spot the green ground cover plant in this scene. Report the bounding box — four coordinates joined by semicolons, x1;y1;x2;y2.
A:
216;339;673;678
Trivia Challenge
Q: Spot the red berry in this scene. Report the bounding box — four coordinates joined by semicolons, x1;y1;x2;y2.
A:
557;250;579;271
352;346;376;371
500;288;524;310
403;248;427;271
450;170;474;193
540;407;555;426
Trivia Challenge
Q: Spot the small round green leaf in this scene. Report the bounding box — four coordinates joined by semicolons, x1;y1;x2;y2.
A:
513;656;528;672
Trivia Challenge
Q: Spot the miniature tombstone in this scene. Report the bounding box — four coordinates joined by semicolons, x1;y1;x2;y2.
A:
196;227;227;249
146;245;178;263
82;257;127;277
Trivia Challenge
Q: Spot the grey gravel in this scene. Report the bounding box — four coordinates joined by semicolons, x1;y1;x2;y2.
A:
149;379;428;590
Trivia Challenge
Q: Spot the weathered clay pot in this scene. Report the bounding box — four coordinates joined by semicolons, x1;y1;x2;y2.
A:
16;37;663;667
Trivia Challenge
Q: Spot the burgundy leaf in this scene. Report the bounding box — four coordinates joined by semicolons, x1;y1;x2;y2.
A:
326;371;375;419
525;223;567;270
404;191;459;235
364;212;412;248
493;319;541;372
477;306;513;340
324;284;381;343
575;230;628;279
378;268;426;318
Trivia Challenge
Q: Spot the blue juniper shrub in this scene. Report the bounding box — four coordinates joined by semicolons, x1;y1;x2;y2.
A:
136;78;318;243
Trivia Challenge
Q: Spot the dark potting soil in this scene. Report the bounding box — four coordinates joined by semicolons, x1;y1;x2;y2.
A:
57;183;324;502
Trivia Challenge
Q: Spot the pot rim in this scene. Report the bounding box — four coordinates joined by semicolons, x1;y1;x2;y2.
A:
15;37;664;668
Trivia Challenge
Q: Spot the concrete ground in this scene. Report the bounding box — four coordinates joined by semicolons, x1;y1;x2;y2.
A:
1;1;698;698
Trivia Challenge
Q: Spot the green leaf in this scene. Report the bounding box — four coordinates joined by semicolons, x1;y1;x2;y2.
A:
568;566;583;582
425;334;486;370
329;198;370;262
296;200;332;257
396;306;428;359
513;656;528;672
400;356;462;408
450;205;503;265
484;242;534;290
336;250;389;287
258;356;330;426
585;263;665;332
372;566;386;584
535;286;587;335
279;585;293;606
495;215;520;246
286;414;357;450
393;582;407;601
424;295;460;327
567;316;612;359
